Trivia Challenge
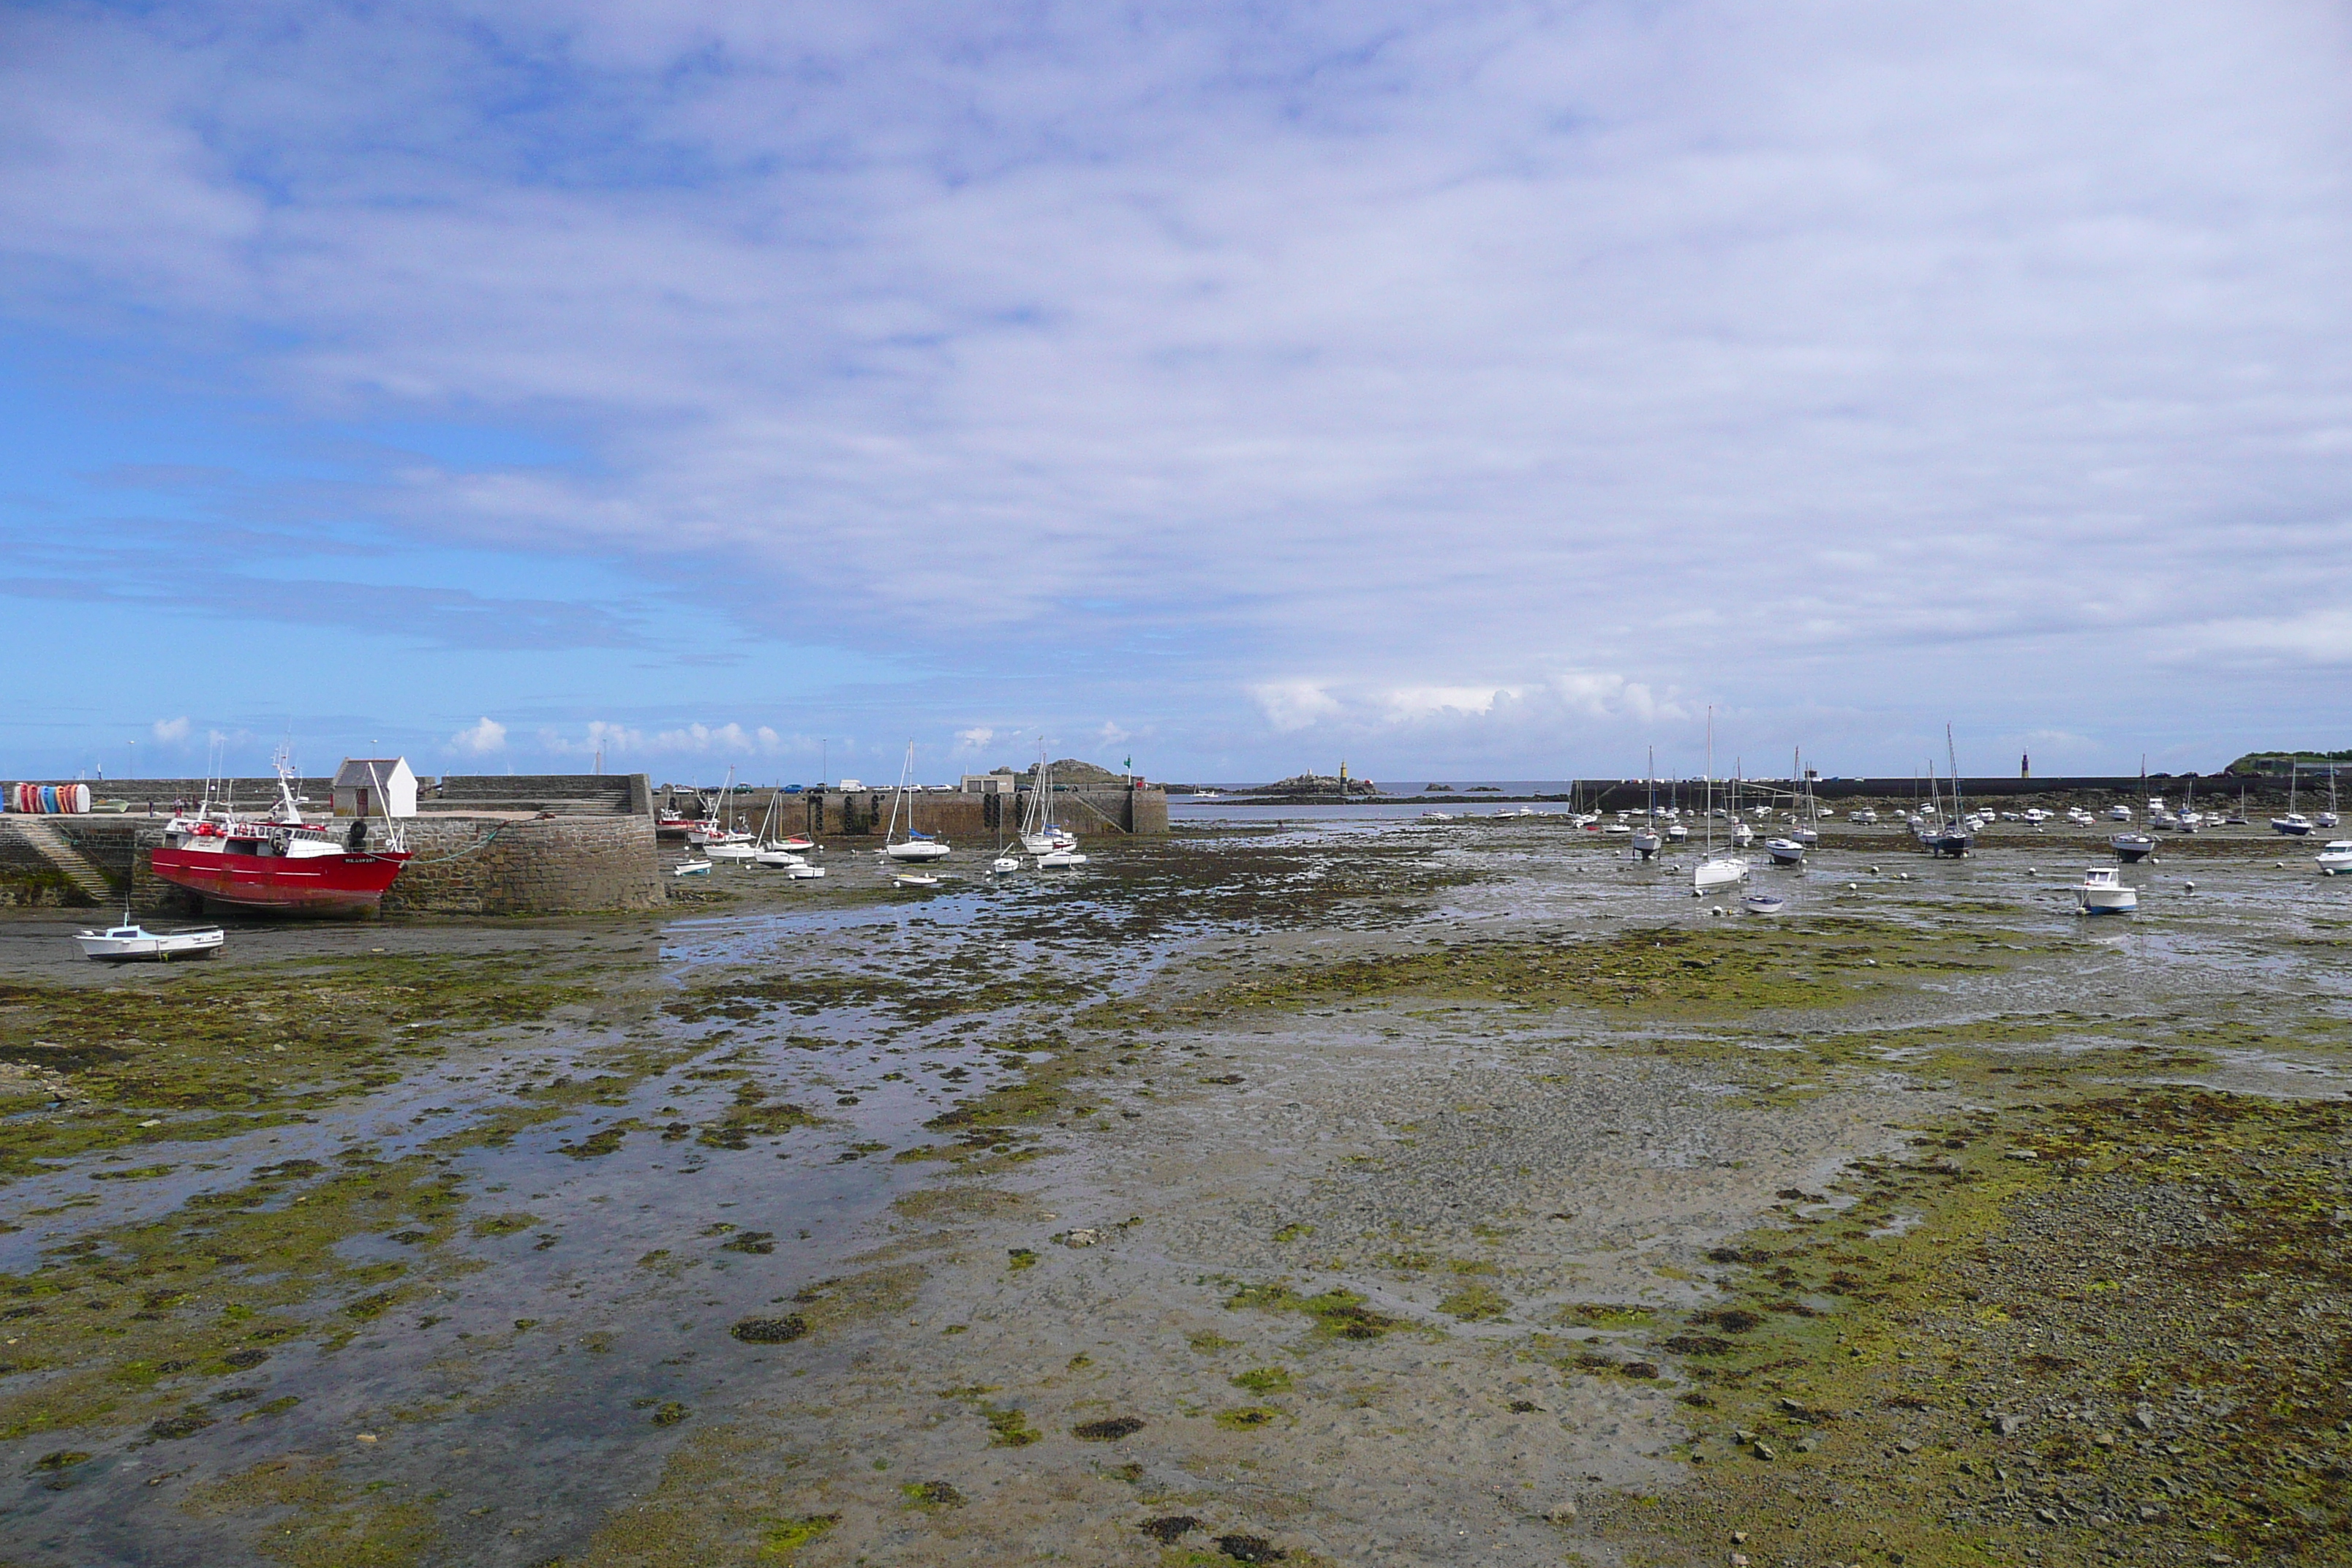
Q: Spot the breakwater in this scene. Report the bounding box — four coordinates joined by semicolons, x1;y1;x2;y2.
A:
663;783;1169;840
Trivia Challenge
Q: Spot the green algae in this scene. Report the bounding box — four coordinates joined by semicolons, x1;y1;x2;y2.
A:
1586;1085;2352;1568
182;1451;439;1567
1176;920;2032;1021
0;1145;466;1442
1224;1282;1407;1341
0;951;614;1176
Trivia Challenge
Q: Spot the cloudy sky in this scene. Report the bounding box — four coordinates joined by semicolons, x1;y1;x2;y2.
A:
4;1;2348;784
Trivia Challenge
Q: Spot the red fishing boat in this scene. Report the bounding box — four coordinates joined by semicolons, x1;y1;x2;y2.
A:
149;753;411;914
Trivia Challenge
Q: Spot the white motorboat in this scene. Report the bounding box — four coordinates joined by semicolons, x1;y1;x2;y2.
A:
892;871;942;889
753;846;807;869
705;841;756;862
1665;821;1688;842
75;922;225;962
881;741;952;861
786;863;826;879
674;859;712;878
2077;866;2137;915
2108;804;2133;822
1741;889;1787;915
1765;837;1806;866
1038;849;1088;870
990;855;1022;875
2317;840;2352;875
1848;808;1879;826
2022;808;2051;824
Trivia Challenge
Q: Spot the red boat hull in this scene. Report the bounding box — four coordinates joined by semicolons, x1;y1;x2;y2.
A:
149;847;412;913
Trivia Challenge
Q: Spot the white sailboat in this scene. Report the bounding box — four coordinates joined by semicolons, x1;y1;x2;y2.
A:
1632;748;1662;861
1018;741;1079;855
1694;709;1749;896
881;742;952;862
2272;761;2313;836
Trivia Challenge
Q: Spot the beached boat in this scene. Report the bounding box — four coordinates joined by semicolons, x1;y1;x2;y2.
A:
1915;728;1974;857
2318;840;2352;876
1741;889;1787;915
1632;749;1662;861
75;921;225;962
892;871;943;889
1038;848;1088;870
2109;832;2154;863
148;751;410;914
1765;837;1806;866
1017;740;1079;854
2272;762;2314;835
674;859;712;878
1693;710;1748;895
2077;866;2137;915
881;743;952;862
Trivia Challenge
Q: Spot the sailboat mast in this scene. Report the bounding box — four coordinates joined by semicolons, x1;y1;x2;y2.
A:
1947;725;1964;823
1705;708;1715;856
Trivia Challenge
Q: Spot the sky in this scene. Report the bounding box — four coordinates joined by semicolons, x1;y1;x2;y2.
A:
4;0;2349;786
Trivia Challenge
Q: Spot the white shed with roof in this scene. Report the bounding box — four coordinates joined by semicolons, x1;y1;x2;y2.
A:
333;757;418;818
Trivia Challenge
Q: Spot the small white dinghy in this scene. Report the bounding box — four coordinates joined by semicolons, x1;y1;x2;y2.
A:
705;841;757;862
754;847;806;869
1741;889;1787;915
1037;849;1088;870
1764;837;1806;867
674;859;713;878
2316;840;2352;876
892;871;943;889
786;863;826;879
75;921;225;962
990;856;1022;875
2077;866;2137;915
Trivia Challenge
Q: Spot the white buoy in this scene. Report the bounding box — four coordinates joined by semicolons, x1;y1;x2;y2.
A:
2185;881;2196;892
1868;864;1880;874
1846;882;1858;891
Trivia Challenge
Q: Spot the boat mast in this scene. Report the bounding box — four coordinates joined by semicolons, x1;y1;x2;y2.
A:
1704;708;1716;857
1947;725;1964;825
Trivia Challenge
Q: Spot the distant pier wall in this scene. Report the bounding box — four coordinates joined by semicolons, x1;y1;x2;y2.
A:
661;784;1169;840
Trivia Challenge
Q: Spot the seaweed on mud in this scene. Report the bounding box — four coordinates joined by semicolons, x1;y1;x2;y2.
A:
0;1147;463;1443
760;1512;840;1556
1176;920;2032;1021
1073;1415;1146;1441
1589;1086;2352;1568
1213;1406;1282;1431
1224;1282;1405;1341
981;1403;1041;1447
1140;1515;1199;1542
0;952;611;1175
729;1316;807;1344
900;1479;966;1508
1435;1284;1509;1321
1229;1367;1292;1394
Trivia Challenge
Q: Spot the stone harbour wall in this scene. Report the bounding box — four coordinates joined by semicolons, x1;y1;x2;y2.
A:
88;815;663;918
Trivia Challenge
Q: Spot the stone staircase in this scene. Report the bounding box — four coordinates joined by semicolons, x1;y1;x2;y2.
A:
1;818;116;904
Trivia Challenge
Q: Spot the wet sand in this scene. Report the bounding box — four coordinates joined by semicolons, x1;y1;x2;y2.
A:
3;823;2349;1567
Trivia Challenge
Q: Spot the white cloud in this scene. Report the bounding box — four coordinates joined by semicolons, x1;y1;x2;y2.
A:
1381;686;1520;723
955;727;995;750
151;716;189;743
451;716;507;754
1251;681;1343;732
6;3;2352;770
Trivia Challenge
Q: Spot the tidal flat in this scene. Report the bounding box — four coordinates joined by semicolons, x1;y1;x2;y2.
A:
3;821;2351;1567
